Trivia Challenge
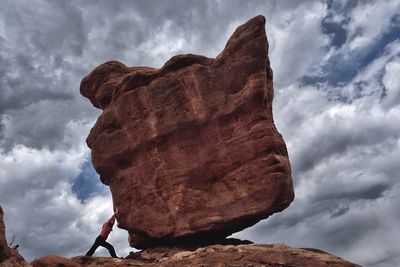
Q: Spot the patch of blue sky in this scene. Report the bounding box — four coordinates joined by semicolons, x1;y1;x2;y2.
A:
322;0;358;48
302;13;400;88
72;156;108;202
322;19;347;48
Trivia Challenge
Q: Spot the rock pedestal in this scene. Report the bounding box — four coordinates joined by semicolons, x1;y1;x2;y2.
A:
31;244;361;267
81;15;294;249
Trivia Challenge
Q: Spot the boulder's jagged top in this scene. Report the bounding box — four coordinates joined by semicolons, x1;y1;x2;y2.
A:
81;15;294;249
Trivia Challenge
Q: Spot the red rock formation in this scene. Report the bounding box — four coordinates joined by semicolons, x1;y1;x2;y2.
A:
32;243;360;267
81;15;294;248
0;206;30;267
0;206;6;259
31;255;79;267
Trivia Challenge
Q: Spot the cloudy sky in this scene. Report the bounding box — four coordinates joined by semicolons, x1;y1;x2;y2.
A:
0;0;399;266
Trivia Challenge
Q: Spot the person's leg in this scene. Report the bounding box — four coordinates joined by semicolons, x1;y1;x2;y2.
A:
85;236;102;256
99;239;118;258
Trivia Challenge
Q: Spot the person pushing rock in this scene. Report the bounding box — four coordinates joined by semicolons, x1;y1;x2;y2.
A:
85;209;119;258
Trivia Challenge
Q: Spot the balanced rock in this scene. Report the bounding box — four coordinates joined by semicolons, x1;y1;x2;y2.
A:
81;15;294;248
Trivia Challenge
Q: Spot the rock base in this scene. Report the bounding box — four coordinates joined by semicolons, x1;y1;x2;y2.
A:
31;243;360;267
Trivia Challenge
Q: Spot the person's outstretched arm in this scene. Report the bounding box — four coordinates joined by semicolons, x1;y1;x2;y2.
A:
104;208;119;226
113;208;119;218
112;208;119;221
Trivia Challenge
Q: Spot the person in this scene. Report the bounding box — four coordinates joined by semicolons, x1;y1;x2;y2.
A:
85;209;119;258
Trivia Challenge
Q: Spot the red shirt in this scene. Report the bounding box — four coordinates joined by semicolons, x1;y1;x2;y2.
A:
99;217;114;239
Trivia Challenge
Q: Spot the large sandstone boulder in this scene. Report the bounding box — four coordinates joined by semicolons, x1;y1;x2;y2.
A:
81;15;294;248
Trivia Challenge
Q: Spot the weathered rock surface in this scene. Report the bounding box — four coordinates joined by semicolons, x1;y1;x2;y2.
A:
0;207;6;258
31;243;360;267
81;15;294;248
31;255;79;267
0;206;30;267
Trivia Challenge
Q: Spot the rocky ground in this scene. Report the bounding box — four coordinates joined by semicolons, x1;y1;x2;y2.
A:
1;205;360;266
31;243;360;267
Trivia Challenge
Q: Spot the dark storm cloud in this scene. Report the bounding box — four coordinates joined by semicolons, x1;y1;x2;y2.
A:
0;0;95;150
313;181;390;202
329;204;349;218
292;114;400;174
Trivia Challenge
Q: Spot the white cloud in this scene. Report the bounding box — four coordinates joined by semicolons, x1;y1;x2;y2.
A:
267;1;329;88
338;41;400;102
382;59;400;109
0;144;130;260
347;0;400;50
